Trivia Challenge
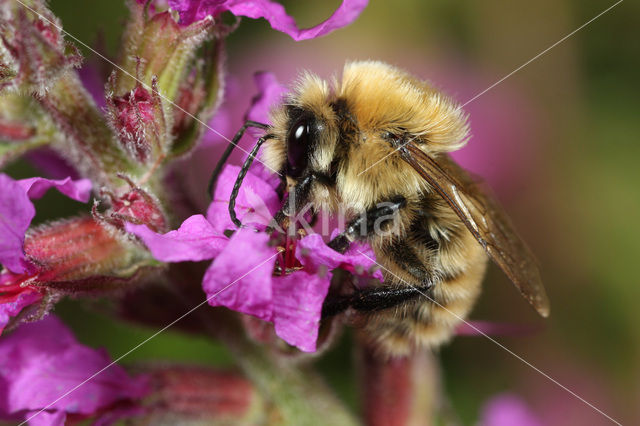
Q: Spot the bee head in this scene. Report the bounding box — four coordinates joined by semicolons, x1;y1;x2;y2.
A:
284;107;320;179
263;72;341;189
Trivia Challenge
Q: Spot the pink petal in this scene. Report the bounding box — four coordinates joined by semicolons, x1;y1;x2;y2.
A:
206;165;279;232
296;233;383;281
126;214;227;262
202;227;277;320
226;0;369;41
17;176;92;201
0;174;91;274
272;271;331;352
0;175;34;274
0;316;149;420
168;0;368;41
0;289;42;335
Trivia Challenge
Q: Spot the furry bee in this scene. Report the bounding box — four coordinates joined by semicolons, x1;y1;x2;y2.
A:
210;61;549;356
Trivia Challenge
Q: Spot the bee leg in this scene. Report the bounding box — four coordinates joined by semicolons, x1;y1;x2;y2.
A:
322;285;430;318
383;238;436;288
328;195;407;253
207;120;270;198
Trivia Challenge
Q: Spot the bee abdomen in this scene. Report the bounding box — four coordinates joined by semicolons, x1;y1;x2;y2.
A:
364;257;487;357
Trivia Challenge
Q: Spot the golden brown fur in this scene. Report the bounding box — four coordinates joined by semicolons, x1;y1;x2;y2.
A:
263;61;488;357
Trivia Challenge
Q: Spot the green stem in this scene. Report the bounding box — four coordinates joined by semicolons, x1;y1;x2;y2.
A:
210;312;359;426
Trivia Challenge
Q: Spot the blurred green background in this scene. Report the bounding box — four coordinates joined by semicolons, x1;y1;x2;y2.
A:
10;0;638;424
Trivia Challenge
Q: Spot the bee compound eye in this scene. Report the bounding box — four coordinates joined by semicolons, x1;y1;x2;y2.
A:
286;116;312;178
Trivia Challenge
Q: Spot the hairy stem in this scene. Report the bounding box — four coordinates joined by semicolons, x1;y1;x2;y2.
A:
359;342;441;426
203;310;359;426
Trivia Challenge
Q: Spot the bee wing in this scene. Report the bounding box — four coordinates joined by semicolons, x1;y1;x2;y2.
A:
401;144;550;317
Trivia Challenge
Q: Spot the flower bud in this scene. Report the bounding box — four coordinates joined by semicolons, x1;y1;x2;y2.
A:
0;215;160;332
98;176;167;233
23;216;157;290
117;3;214;101
169;39;224;157
116;2;225;157
106;74;168;164
0;0;81;94
0;117;34;140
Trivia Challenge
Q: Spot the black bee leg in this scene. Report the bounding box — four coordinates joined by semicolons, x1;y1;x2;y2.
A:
382;238;435;288
322;284;431;319
207;120;269;198
229;134;276;228
328;195;407;253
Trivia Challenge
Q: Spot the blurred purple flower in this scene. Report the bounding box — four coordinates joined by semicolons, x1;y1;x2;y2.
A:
25;149;80;181
0;174;92;275
166;0;368;40
246;71;287;124
0;316;149;425
480;393;542;426
78;63;106;109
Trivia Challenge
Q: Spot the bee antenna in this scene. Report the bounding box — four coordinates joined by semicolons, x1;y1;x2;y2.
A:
207;120;270;199
229;134;273;228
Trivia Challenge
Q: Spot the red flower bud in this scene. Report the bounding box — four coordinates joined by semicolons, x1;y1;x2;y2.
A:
9;215;157;294
98;175;167;233
106;75;167;164
0;215;158;332
25;216;129;284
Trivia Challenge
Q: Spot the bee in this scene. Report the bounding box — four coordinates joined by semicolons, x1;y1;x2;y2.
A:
210;61;549;357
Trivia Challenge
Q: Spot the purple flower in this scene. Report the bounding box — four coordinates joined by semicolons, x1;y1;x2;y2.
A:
0;173;92;275
128;164;381;352
480;393;542;426
166;0;368;40
0;316;149;425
